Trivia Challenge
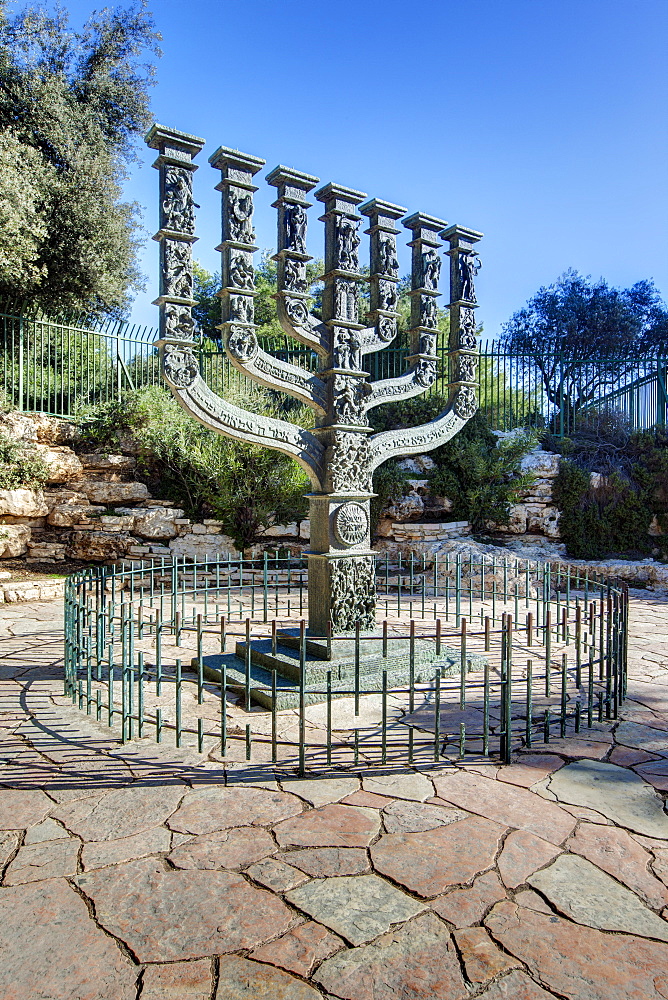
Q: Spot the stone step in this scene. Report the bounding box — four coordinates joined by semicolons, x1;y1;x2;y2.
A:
195;640;485;710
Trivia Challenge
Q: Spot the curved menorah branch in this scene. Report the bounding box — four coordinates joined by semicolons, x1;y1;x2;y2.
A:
275;299;329;355
363;363;439;413
165;369;326;488
368;392;473;473
224;338;328;414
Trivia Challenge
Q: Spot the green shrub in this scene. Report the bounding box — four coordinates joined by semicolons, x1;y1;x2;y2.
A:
370;460;413;534
0;433;48;488
428;413;536;531
548;416;668;560
80;386;310;550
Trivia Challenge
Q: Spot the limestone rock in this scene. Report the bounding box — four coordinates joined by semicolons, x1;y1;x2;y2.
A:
0;524;30;557
78;480;149;504
66;530;133;561
494;504;527;534
170;532;239;560
520;451;560;477
397;455;436;474
31;414;80;445
385;493;424;521
33;445;83;483
79;454;136;480
0;488;48;517
47;504;105;527
120;506;185;540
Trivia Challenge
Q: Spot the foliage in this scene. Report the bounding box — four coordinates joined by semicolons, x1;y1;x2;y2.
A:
500;271;668;430
80;386;309;549
0;1;160;315
370;460;412;534
550;414;668;560
0;430;48;486
428;412;536;531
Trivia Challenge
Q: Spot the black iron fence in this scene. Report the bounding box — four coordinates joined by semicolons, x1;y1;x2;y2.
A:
1;304;666;434
64;553;628;774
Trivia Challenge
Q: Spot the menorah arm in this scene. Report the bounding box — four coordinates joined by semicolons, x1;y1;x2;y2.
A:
225;336;328;415
165;368;325;488
275;299;330;356
368;389;476;472
362;361;438;413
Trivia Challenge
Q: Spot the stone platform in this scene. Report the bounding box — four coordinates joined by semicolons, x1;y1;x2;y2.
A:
197;628;485;710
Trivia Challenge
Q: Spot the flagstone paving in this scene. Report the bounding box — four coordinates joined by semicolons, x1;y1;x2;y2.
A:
0;589;667;997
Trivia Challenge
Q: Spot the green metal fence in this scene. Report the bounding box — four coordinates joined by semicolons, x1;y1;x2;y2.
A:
64;552;628;773
2;304;665;433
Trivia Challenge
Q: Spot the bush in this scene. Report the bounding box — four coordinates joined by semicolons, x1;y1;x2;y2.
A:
428;413;536;531
549;415;668;560
0;432;48;488
370;461;413;534
80;386;310;550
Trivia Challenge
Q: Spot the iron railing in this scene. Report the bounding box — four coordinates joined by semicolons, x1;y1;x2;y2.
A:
64;552;628;774
2;304;665;433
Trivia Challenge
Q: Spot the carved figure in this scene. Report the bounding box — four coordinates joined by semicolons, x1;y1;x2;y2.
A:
284;258;307;292
165;308;196;340
163;240;193;299
421;296;438;329
227;326;258;362
285;297;309;326
415;358;437;387
378;280;397;311
378;235;399;277
330;556;376;631
335;279;358;322
228;188;255;243
333;502;368;547
459;308;477;349
163;167;195;234
163;344;199;388
454;385;478;418
285;203;307;254
377;316;396;343
328;433;373;492
229;253;254;290
458;353;478;382
229;295;253;324
422;249;441;290
419;332;437;356
459;251;481;303
333;328;362;371
337;217;360;271
333;375;371;424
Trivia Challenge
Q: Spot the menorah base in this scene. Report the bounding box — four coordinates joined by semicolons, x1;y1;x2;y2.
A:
195;635;483;711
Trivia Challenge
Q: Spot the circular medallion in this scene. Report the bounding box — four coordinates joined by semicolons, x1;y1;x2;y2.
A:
333;502;369;547
163;345;199;388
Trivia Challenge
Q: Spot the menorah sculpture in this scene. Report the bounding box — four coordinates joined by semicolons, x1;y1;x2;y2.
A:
146;125;482;648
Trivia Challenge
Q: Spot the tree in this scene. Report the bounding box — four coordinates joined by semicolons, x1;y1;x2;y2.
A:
500;271;668;429
0;1;160;316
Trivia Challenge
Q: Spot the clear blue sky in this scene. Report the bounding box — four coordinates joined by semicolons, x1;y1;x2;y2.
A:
34;0;668;339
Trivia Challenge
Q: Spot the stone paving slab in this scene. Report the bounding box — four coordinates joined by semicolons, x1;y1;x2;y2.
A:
0;593;667;997
286;874;426;945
